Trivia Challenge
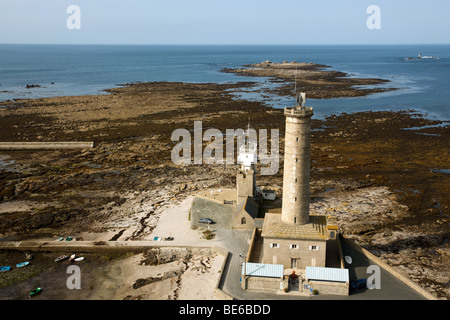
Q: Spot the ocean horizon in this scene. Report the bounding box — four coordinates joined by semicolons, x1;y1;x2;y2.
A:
1;43;449;120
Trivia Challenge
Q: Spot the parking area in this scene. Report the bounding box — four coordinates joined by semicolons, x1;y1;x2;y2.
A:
339;239;427;300
190;196;235;230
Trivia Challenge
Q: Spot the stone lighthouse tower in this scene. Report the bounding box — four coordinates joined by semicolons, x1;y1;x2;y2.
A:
259;92;328;271
281;92;313;225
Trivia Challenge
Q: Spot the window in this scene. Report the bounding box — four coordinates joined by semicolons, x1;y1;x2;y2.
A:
290;244;299;249
290;258;298;268
329;231;336;239
270;243;280;248
241;217;246;225
309;245;319;251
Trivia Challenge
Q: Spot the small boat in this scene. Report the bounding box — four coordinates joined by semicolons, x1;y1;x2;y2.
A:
57;237;64;241
345;256;353;265
69;254;76;262
74;257;84;262
29;287;42;297
16;261;30;268
65;237;73;241
25;253;33;260
0;266;11;272
55;255;69;262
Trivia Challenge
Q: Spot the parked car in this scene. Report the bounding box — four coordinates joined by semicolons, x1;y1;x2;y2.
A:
350;279;367;290
199;218;215;224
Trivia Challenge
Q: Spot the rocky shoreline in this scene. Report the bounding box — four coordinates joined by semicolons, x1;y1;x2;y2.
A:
222;60;397;99
0;71;448;298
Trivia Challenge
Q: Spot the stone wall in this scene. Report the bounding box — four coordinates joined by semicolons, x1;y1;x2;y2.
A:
232;210;255;230
308;280;349;296
243;276;282;292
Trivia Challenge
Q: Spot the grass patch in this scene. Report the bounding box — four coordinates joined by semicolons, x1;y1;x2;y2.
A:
202;230;215;240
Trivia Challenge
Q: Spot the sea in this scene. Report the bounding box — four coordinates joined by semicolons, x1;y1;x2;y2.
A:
0;44;449;121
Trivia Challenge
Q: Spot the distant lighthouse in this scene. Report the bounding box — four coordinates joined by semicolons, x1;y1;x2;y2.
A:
281;92;313;225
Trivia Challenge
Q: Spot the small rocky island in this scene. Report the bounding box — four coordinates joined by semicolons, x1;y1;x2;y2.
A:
222;60;396;98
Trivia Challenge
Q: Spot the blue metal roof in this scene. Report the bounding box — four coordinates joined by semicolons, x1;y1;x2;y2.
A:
243;263;284;278
306;267;349;283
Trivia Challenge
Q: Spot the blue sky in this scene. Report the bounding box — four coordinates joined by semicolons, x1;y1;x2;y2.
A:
0;0;449;44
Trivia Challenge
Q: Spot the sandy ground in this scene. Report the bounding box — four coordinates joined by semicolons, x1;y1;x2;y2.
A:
89;193;229;300
92;250;224;300
93;194;227;300
148;196;221;245
0;196;226;300
90;195;227;300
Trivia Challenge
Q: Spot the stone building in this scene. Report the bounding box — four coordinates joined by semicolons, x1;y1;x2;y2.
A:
259;92;328;270
232;196;258;230
260;215;328;269
240;263;284;292
241;93;349;296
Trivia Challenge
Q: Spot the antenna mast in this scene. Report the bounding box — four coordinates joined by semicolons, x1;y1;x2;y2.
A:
294;64;297;96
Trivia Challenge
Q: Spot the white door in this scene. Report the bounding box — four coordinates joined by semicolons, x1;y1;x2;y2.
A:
311;258;316;267
273;256;277;264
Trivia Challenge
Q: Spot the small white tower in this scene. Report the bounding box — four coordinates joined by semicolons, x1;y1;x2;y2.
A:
236;127;257;204
237;140;257;173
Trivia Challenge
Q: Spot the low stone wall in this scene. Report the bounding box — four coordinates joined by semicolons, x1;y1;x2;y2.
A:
0;142;94;150
308;280;349;296
212;247;234;300
246;228;258;260
244;276;282;292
